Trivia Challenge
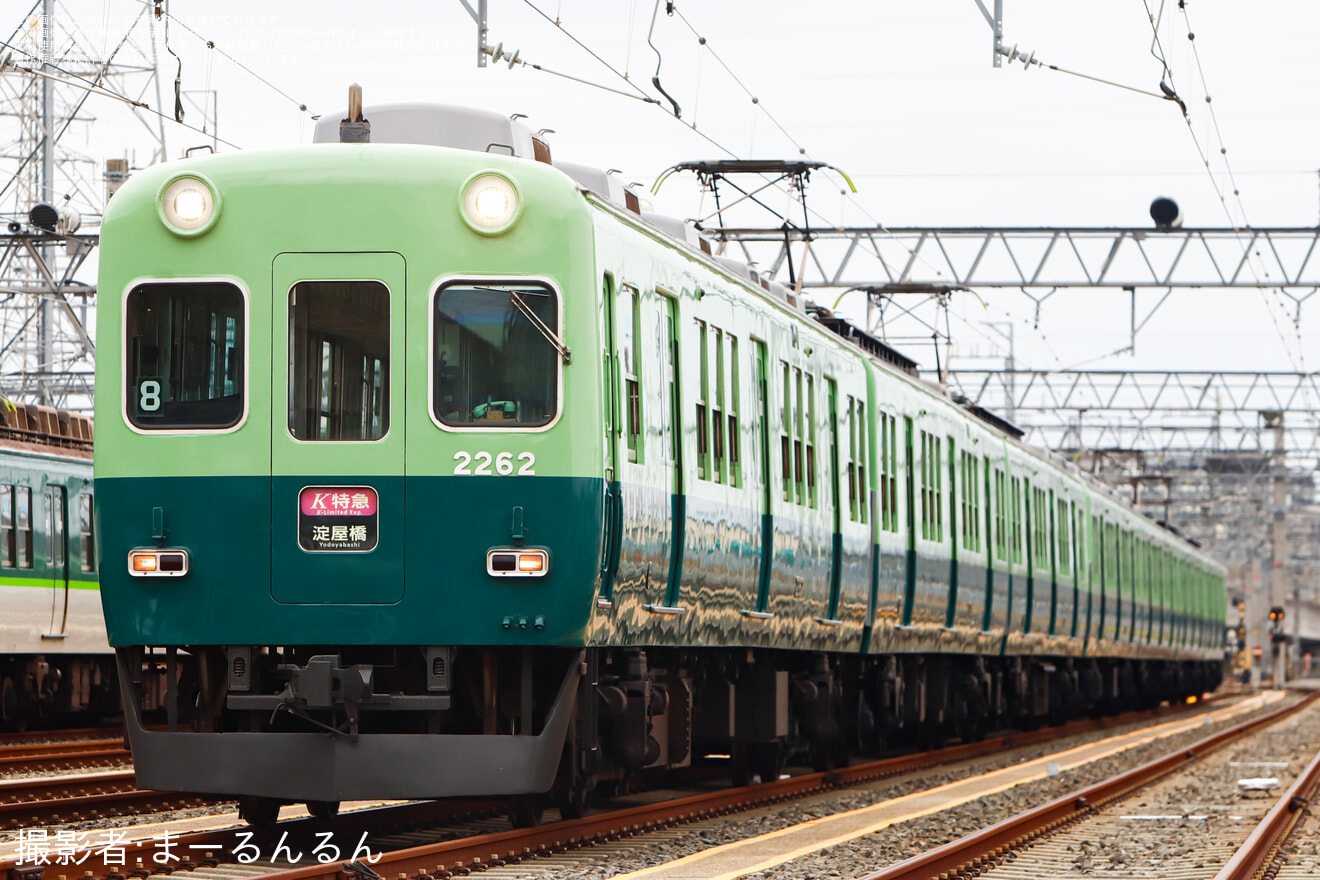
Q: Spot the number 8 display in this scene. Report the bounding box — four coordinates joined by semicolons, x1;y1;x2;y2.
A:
139;380;161;412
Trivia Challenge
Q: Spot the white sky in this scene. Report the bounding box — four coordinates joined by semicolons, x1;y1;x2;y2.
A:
11;0;1320;377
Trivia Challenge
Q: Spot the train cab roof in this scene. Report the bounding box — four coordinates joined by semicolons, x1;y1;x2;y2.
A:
312;102;550;160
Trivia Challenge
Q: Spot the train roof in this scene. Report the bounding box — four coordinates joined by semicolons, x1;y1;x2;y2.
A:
295;102;1213;564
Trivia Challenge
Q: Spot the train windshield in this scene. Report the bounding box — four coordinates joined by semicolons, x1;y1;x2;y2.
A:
433;281;559;428
125;282;244;430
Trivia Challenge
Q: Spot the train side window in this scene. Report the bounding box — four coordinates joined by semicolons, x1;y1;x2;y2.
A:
994;469;1007;561
960;451;980;553
726;335;740;487
125;282;245;430
920;430;942;541
693;326;710;476
859;399;871;524
621;285;642;463
433;281;560;429
919;431;930;539
80;494;95;573
0;485;12;568
845;397;858;522
780;362;792;502
712;327;724;483
867;404;878;528
1056;496;1070;575
805;373;817;507
16;487;31;569
793;368;805;504
695;319;709;480
1033;486;1049;571
288;281;389;440
1010;476;1023;564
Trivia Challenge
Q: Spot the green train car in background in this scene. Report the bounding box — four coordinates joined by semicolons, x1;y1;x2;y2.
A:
0;404;117;727
95;101;1225;826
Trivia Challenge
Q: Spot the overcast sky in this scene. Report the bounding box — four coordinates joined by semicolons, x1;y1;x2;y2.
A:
10;0;1320;379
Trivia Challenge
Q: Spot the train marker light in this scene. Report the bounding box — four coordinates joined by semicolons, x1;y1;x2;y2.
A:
158;174;219;236
461;173;519;234
486;547;548;578
128;549;190;578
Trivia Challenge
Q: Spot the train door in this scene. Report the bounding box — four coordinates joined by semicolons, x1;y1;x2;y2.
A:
1022;480;1033;634
982;457;994;631
945;436;958;628
901;417;916;625
825;379;842;620
598;277;622;602
753;340;773;612
45;486;68;637
270;253;406;604
660;293;685;609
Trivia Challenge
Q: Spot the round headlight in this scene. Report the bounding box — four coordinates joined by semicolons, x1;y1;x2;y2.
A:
461;173;519;234
159;175;219;236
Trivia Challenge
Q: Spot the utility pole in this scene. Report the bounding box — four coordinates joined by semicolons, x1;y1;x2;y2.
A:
38;0;55;404
1265;411;1289;687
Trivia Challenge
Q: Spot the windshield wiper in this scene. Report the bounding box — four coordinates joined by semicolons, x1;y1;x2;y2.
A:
476;286;572;365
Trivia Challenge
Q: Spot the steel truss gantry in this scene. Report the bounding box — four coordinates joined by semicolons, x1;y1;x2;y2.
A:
946;369;1320;461
715;224;1320;304
1;1;166;410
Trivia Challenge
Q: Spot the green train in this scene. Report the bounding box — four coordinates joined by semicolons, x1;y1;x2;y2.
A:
95;102;1224;825
0;404;116;727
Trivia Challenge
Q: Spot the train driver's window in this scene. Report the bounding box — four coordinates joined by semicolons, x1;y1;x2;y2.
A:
432;281;560;428
288;281;390;441
125;282;244;430
0;485;12;568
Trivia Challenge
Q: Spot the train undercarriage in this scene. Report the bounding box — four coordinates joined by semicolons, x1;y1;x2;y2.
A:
118;642;1222;826
0;653;122;730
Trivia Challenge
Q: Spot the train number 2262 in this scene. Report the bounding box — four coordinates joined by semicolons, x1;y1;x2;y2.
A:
452;451;536;476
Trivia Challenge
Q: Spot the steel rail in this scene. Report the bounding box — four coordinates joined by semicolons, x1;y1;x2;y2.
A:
857;690;1319;880
186;698;1237;880
0;747;130;775
0;728;124;748
0;694;1230;880
1212;738;1320;880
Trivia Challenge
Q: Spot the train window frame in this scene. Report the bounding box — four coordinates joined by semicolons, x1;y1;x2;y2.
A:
695;319;709;481
16;486;31;570
0;485;12;568
120;276;250;435
79;493;95;573
427;274;565;434
285;278;392;443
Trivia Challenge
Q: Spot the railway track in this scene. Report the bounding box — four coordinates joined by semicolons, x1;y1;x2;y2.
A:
0;770;215;829
0;729;125;748
854;688;1320;880
0;739;132;776
0;692;1264;880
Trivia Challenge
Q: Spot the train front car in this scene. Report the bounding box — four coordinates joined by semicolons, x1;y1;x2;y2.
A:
94;107;601;822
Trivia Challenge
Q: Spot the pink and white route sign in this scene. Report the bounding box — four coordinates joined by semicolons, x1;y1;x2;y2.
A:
297;485;379;552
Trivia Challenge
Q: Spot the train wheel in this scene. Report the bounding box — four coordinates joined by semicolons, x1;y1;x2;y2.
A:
237;796;281;828
0;677;20;730
732;741;783;785
306;800;339;820
507;794;545;828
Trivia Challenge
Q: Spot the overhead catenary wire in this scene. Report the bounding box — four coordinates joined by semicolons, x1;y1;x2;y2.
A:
1174;1;1309;374
1134;0;1307;375
155;3;309;115
0;39;244;150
